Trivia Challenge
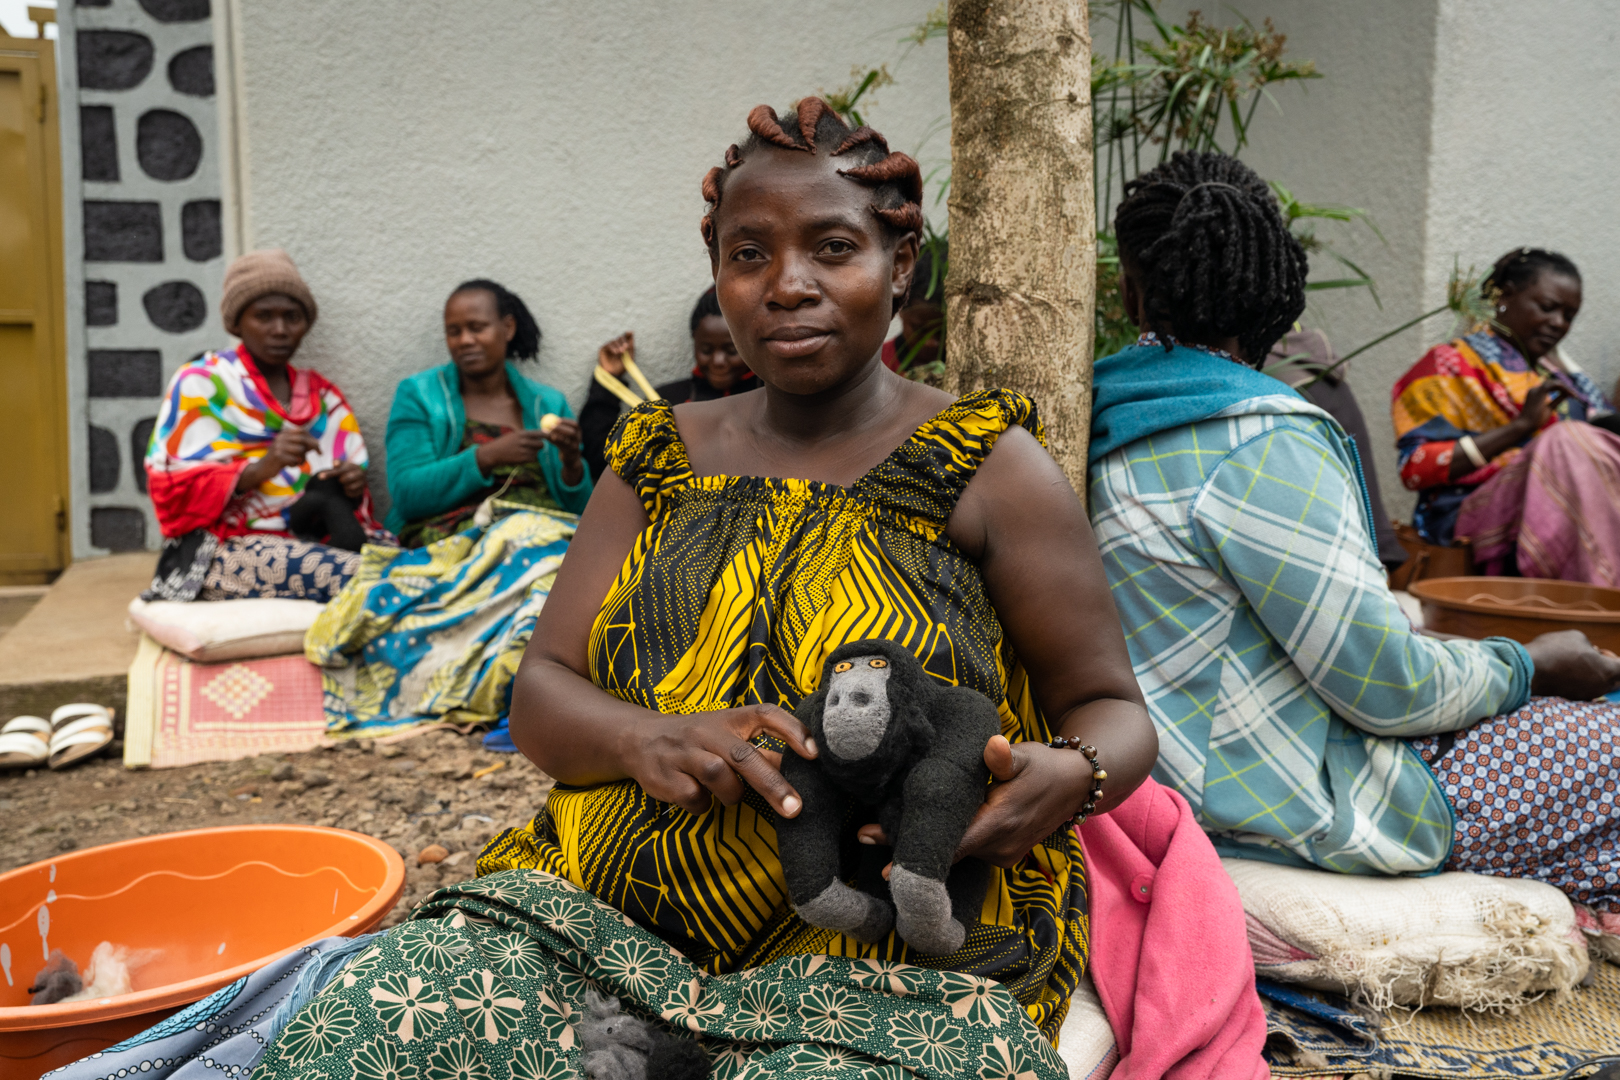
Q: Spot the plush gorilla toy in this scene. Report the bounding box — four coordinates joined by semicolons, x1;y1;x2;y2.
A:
777;638;1001;956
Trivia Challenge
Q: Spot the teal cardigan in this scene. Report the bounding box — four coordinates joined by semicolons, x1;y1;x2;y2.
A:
384;362;592;534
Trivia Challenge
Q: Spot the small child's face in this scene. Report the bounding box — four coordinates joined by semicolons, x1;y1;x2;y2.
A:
711;146;914;397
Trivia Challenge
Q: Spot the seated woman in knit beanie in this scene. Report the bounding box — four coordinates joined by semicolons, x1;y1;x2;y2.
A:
143;248;388;602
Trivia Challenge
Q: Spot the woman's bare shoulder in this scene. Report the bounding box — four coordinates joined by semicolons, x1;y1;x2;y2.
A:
947;423;1080;558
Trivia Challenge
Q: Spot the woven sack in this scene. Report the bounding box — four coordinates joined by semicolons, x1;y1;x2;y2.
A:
1057;975;1117;1080
1223;858;1589;1010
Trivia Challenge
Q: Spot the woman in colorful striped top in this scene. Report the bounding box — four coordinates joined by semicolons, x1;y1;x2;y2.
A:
1392;248;1620;581
143;249;387;602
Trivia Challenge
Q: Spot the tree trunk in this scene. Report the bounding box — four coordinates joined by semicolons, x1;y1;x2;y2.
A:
944;0;1095;494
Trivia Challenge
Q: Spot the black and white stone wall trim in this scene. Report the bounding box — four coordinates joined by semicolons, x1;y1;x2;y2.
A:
58;0;225;556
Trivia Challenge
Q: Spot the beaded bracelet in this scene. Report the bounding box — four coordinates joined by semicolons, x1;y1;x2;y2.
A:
1049;736;1107;825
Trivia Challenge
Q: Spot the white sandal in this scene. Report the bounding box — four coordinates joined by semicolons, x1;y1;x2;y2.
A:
0;716;50;769
48;703;115;771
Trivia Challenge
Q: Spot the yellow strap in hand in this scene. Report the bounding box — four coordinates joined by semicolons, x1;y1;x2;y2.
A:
594;365;646;407
621;349;660;402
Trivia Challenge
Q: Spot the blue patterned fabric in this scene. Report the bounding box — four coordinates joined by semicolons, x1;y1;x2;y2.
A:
46;935;369;1080
306;505;576;739
1088;344;1532;875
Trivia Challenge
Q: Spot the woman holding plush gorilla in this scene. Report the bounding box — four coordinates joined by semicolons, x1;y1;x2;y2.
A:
489;98;1155;1040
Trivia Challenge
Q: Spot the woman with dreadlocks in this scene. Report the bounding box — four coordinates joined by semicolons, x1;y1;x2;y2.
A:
1393;248;1620;582
1090;152;1620;921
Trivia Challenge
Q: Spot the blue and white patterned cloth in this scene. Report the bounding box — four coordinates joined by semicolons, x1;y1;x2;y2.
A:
1087;342;1531;876
46;935;377;1080
305;506;576;740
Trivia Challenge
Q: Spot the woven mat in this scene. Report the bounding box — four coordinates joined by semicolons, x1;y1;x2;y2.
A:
123;633;327;768
1266;962;1620;1078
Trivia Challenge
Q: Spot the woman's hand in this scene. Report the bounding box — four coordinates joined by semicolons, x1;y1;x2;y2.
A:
597;332;634;376
1527;629;1620;700
318;461;368;500
546;417;585;485
1515;384;1560;434
475;429;552;473
623;703;818;818
1446;384;1562;481
545;418;583;462
858;735;1095;870
237;426;319;492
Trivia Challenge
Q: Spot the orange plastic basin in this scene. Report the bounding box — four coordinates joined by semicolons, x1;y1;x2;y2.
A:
1409;576;1620;653
0;825;404;1080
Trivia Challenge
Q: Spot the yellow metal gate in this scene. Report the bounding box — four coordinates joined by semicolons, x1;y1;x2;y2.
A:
0;30;68;584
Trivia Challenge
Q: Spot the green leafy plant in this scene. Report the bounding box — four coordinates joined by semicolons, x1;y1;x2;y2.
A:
824;65;895;128
1092;2;1387;360
1265;260;1494;387
1093;3;1317;218
1270;181;1383;303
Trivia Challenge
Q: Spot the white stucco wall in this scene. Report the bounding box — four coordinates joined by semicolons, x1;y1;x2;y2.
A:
1423;0;1620;396
227;0;950;513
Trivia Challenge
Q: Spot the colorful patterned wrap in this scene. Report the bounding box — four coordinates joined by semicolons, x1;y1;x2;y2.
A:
478;391;1088;1038
1391;328;1609;544
145;345;385;540
306;505;576;739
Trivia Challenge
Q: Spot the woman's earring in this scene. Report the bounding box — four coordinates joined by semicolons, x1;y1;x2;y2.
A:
1497;304;1507;312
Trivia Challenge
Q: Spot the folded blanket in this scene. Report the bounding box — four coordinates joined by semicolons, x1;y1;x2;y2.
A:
306;505;575;739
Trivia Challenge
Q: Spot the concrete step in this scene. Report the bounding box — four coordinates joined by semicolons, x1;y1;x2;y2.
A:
0;553;152;727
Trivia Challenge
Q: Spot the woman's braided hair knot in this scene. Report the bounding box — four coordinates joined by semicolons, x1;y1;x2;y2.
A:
701;96;926;260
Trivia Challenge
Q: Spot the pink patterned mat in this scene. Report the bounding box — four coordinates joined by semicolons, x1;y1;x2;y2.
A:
125;635;327;769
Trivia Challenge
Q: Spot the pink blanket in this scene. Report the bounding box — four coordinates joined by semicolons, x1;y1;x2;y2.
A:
1079;777;1270;1080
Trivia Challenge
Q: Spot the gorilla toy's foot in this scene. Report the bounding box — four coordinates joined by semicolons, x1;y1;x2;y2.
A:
890;866;965;956
794;880;894;944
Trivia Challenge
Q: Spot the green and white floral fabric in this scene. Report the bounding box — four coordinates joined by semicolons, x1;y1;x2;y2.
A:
257;869;1066;1080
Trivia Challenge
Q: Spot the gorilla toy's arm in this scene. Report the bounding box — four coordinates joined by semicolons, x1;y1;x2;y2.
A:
777;753;895;944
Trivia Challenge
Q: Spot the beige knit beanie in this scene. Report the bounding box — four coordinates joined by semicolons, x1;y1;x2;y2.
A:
220;248;318;330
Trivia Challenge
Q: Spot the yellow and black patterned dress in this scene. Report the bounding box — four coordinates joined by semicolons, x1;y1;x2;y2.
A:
480;389;1087;1033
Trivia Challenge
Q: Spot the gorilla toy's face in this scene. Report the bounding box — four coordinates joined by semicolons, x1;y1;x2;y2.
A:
822;655;892;760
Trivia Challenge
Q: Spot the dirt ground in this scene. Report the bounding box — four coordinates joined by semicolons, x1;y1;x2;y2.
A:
0;727;554;929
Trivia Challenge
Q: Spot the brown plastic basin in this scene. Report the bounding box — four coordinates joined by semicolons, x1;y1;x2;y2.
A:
0;825;404;1080
1408;577;1620;652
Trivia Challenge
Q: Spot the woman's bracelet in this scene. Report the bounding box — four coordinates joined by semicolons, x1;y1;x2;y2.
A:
1456;434;1488;470
1048;736;1107;826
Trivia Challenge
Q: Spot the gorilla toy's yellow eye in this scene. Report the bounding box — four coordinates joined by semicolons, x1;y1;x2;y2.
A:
833;661;853;673
869;658;888;669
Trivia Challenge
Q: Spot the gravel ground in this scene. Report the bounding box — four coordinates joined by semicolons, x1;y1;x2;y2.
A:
0;727;554;929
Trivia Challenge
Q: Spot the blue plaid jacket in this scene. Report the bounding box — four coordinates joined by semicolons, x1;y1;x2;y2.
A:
1089;388;1531;875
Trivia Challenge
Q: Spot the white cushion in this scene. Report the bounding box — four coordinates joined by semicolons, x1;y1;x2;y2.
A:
1223;858;1588;1010
127;597;324;662
1058;975;1117;1079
